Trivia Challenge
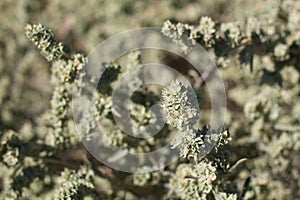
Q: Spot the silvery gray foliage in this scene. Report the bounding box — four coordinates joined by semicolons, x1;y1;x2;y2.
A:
196;16;217;47
161;81;236;199
25;24;65;62
51;54;87;84
220;22;242;48
1;0;300;199
168;163;217;200
0;131;23;167
25;23;88;149
161;80;199;132
19;22;245;200
161;2;300;72
55;167;95;200
169;161;237;200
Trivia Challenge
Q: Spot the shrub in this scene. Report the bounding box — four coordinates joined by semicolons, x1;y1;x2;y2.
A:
0;1;299;199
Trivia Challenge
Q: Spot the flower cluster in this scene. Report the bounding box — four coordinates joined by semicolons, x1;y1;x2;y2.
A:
55;167;95;200
25;24;65;61
161;81;236;199
161;80;199;131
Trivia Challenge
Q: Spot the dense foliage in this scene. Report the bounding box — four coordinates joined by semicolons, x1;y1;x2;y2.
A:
0;0;299;199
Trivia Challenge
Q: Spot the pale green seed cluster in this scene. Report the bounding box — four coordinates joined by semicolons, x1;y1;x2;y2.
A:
55;167;95;200
161;80;235;199
169;162;236;200
0;131;22;167
25;24;64;61
161;80;199;131
51;54;87;84
25;24;87;149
